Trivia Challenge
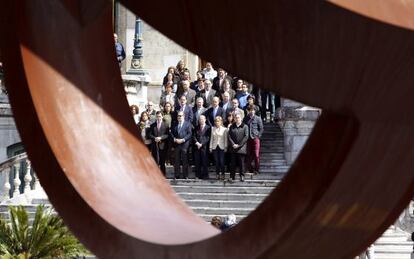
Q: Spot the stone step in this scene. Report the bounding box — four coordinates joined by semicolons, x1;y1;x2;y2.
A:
169;179;279;187
374;241;413;252
172;185;274;194
185;199;260;209
192;206;252;216
377;233;410;243
177;192;268;201
198;214;246;222
260;153;285;158
259;161;287;166
260;149;285;153
167;172;283;180
259;168;289;174
375;255;410;259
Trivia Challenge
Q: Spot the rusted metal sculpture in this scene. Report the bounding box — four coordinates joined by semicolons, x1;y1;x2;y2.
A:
1;0;414;258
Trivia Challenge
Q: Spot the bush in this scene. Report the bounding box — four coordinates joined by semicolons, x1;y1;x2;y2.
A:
0;205;88;259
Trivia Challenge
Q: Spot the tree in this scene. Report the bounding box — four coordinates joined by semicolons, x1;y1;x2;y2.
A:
0;205;88;259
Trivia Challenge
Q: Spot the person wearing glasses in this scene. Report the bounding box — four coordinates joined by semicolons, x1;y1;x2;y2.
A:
170;111;192;179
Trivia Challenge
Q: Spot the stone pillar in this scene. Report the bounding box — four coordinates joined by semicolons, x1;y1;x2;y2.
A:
122;74;151;112
276;98;321;166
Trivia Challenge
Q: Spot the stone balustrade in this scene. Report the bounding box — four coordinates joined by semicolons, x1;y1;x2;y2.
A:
0;153;40;202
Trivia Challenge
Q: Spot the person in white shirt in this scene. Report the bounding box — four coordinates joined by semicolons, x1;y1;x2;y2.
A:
202;62;217;81
209;116;228;180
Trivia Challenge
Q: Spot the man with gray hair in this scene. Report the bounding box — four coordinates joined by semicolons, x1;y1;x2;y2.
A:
200;79;216;107
205;96;225;126
146;101;156;123
192;97;207;127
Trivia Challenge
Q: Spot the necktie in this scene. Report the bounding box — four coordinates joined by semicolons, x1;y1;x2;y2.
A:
178;123;182;133
157;122;161;130
213;108;217;118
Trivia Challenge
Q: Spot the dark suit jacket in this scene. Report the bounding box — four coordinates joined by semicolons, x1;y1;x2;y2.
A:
170;121;193;150
173;105;194;124
192;124;211;151
177;89;196;105
192;106;207;127
202;89;217;107
205;106;225;126
149;121;170;150
228;123;249;154
212;76;232;92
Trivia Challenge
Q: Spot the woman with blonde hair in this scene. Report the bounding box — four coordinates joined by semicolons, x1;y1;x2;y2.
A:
209;116;228;180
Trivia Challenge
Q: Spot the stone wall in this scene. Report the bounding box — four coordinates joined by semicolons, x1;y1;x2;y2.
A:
115;4;199;85
277;99;321;166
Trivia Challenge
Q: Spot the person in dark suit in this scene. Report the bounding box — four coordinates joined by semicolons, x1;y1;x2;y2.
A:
149;111;170;176
205;96;225;126
170;111;193;179
176;80;196;106
173;95;194;124
192;115;211;179
212;68;232;92
192;97;207;128
220;92;232;122
228;113;249;182
200;79;217;107
244;106;264;175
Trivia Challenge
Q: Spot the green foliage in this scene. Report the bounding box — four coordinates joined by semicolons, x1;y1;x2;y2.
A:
0;205;88;259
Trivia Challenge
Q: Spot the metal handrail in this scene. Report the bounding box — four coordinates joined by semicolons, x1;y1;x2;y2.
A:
0;153;27;172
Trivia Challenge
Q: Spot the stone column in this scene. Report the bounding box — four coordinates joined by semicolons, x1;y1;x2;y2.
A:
276;98;321;166
122;74;151;112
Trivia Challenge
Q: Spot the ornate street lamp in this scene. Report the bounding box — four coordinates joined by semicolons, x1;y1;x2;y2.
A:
130;16;143;71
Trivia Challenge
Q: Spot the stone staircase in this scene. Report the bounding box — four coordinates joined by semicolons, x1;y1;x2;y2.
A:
374;228;413;259
170;178;278;221
259;123;289;175
0;122;411;258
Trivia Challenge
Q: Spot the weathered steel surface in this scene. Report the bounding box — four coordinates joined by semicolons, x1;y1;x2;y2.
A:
0;0;413;258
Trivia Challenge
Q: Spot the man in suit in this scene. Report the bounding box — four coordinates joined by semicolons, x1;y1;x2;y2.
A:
177;80;196;106
200;79;216;107
244;106;264;175
228;98;245;121
205;96;225;126
192;97;207;128
173;95;194;124
220;91;232;121
170;111;193;179
146;101;157;123
192;115;211;179
212;68;232;92
149;111;170;176
228;113;249;182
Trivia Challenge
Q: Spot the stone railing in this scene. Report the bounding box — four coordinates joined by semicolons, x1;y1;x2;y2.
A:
0;153;40;202
395;200;414;234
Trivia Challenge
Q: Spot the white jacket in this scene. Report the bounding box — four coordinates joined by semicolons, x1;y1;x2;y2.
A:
209;126;228;151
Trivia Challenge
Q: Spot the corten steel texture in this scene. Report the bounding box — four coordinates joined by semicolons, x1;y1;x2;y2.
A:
0;0;414;259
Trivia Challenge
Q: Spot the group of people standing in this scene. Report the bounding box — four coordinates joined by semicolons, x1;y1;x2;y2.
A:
130;61;269;182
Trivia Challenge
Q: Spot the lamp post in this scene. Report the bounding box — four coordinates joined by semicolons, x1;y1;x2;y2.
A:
123;15;150;112
130;16;143;71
